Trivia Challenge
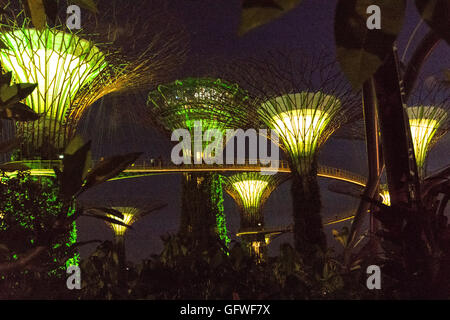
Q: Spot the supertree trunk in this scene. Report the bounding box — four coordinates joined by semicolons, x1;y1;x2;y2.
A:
180;172;222;250
291;161;326;265
114;235;126;291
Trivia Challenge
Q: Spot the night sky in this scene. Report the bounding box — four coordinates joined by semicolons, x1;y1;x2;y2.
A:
76;0;450;262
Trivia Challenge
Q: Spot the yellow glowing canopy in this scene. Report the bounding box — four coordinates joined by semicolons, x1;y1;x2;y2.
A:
232;179;269;211
0;28;107;120
407;106;447;170
261;92;341;158
107;212;135;236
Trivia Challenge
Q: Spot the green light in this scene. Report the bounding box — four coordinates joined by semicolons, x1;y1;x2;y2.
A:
0;27;107;151
148;78;251;245
211;173;229;247
148;78;252;162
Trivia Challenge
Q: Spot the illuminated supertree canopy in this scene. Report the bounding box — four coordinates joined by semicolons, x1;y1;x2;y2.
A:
223;172;287;260
407;106;448;176
106;207;143;237
227;50;360;259
0;14;185;160
260;92;343;174
223;172;287;231
147;78;253;248
85;200;166;288
379;185;391;206
405;79;450;178
0;27;107;154
147;77;253;162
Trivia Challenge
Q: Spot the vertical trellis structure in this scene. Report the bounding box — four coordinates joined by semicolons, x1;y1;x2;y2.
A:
231;51;360;262
147;78;253;249
223;172;287;259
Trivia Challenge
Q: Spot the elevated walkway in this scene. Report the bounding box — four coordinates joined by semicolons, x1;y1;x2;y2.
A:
3;159;368;187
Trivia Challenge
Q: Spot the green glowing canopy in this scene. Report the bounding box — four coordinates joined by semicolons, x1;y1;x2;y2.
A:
148;78;251;134
148;78;252;162
0;28;107;118
0;27;107;154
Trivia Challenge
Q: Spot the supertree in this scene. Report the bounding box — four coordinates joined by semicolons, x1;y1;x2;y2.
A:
405;80;450;178
0;27;106;158
147;78;254;250
104;205;164;270
223;172;287;260
0;2;185;160
81;199;166;290
0;3;185;271
229;50;360;263
375;81;450;211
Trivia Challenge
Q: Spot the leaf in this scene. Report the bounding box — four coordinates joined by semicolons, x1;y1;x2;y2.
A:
0;83;37;106
81;152;142;191
243;0;283;9
60;137;92;198
84;207;124;220
335;0;406;89
0;137;21;153
0;103;39;121
442;69;450;87
0;243;9;253
239;0;303;36
69;0;99;13
64;135;92;179
82;213;133;230
71;240;102;248
0;72;12;86
140;201;168;217
43;0;59;24
26;0;47;30
415;0;450;45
